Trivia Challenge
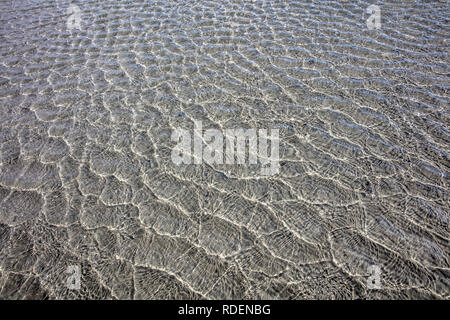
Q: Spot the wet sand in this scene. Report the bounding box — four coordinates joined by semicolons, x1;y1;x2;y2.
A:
0;0;448;299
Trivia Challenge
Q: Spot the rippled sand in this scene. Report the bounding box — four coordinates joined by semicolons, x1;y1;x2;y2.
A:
0;0;449;299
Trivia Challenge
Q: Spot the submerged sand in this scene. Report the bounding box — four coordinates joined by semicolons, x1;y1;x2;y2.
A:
0;0;448;299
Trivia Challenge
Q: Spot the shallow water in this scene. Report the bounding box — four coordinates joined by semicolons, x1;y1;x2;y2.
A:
0;0;448;299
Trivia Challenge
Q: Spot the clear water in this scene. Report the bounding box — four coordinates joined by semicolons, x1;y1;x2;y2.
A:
0;0;448;299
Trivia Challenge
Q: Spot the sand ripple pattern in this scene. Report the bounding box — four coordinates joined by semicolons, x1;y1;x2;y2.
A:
0;0;449;299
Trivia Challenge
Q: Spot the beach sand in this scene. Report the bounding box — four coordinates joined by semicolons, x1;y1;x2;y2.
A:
0;0;448;299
